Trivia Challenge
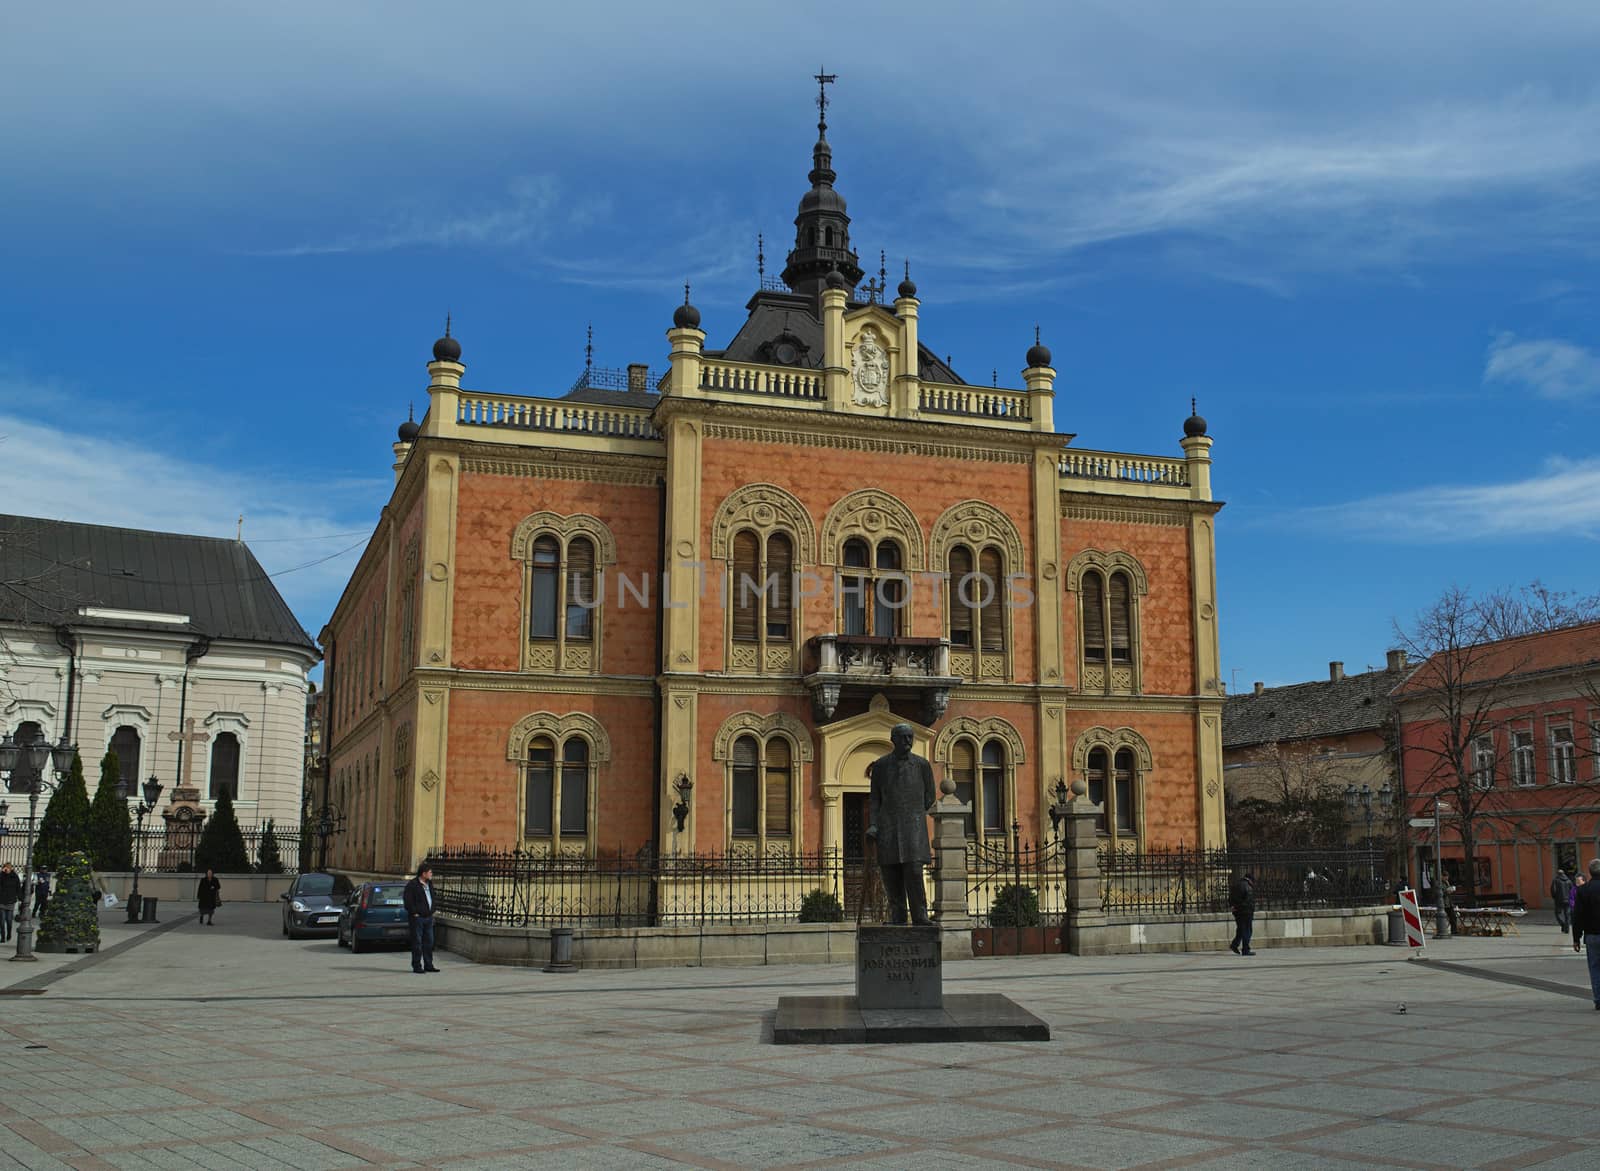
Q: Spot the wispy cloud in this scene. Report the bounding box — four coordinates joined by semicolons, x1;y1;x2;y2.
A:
1484;332;1600;400
0;410;379;635
1290;457;1600;543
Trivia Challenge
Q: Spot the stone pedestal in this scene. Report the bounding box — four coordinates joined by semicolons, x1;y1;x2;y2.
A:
1062;796;1107;954
158;788;206;871
856;925;941;1009
930;800;974;960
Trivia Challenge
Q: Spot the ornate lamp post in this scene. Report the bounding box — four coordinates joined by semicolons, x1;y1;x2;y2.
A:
117;775;164;923
310;803;346;871
1343;782;1394;888
670;774;694;835
1047;778;1072;839
0;731;78;962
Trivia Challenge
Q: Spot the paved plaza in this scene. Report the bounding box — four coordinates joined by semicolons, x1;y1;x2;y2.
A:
1;903;1596;1170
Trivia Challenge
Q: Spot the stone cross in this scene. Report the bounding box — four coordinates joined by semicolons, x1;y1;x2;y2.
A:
167;718;209;789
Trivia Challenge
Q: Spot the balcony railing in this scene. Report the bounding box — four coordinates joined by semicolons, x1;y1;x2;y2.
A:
456;392;661;440
804;634;959;724
1059;449;1189;488
699;359;824;401
919;383;1030;422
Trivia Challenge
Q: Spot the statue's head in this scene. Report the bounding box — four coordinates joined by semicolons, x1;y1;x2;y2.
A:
890;723;915;757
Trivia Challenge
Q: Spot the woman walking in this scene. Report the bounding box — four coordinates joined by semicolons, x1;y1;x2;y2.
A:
196;869;221;926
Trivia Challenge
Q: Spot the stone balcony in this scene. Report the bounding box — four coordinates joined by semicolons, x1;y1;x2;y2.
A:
804;634;961;724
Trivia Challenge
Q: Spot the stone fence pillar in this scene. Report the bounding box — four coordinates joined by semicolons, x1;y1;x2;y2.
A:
930;780;973;960
1062;782;1107;954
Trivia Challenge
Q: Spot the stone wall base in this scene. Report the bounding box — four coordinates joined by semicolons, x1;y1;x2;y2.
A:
436;918;860;970
94;872;297;904
1071;908;1388;955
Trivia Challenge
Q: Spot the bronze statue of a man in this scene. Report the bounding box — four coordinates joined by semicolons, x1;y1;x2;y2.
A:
867;723;937;926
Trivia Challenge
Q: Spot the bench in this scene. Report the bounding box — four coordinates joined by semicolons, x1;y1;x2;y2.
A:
1454;905;1526;936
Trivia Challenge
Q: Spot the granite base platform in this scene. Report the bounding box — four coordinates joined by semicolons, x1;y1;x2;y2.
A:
773;993;1050;1044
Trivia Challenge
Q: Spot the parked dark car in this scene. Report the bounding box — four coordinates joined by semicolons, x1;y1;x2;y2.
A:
280;872;353;939
337;881;411;952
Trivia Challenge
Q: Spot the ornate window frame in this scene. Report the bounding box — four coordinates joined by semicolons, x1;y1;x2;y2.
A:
711;485;813;676
1071;726;1151;845
711;711;814;855
933;716;1024;838
505;712;610;856
823;490;923;638
1066;549;1148;695
932;502;1024;682
203;711;251;805
510;512;617;676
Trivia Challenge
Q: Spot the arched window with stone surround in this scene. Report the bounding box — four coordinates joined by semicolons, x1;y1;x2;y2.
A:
712;712;812;855
840;537;905;637
511;513;616;675
933;717;1025;840
1073;726;1149;844
209;733;241;802
505;712;608;855
1067;551;1148;695
110;725;142;789
932;501;1025;682
712;485;815;677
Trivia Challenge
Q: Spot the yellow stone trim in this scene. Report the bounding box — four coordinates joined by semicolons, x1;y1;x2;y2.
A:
710;711;816;763
1070;726;1154;772
412;670;654;697
509;512;619;565
932;715;1027;765
505;710;613;763
820;488;927;571
709;483;817;563
1063;549;1150;596
462;452;661;486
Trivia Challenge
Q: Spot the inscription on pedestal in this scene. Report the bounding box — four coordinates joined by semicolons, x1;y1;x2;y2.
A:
856;925;942;1010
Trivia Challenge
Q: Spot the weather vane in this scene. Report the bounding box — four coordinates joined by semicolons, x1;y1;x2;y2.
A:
815;67;837;130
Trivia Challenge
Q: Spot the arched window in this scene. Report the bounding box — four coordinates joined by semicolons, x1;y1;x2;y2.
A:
1071;552;1146;694
728;734;797;850
947;543;1007;677
529;536;559;640
9;721;44;791
516;517;612;675
949;738;1009;838
523;733;594;845
1082;741;1141;841
209;733;241;802
564;537;595;641
110;726;142;789
732;531;760;643
840;537;905;637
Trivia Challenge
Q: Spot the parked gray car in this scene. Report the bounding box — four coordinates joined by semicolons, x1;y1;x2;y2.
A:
280;872;353;939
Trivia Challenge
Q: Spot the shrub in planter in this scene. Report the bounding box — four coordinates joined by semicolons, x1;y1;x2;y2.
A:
988;883;1041;928
797;888;844;923
38;850;100;953
34;753;90;872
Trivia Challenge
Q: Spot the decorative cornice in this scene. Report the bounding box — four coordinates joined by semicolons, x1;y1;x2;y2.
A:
506;711;613;762
700;420;1034;464
661;676;810;697
1060;492;1224;525
462;452;661;486
710;711;816;762
933;715;1027;765
411;669;655;698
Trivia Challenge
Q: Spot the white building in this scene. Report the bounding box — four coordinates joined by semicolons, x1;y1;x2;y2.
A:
1;515;319;829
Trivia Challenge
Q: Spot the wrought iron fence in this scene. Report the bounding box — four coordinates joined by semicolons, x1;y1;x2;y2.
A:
424;844;843;927
966;831;1069;927
0;821;302;874
1099;844;1391;916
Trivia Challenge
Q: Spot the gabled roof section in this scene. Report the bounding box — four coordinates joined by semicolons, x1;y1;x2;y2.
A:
1391;620;1600;696
0;514;317;653
1224;665;1409;750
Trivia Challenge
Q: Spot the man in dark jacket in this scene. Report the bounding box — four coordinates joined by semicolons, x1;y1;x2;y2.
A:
1571;858;1600;1010
0;863;22;942
1551;869;1573;930
403;864;439;974
1229;872;1256;955
866;723;937;926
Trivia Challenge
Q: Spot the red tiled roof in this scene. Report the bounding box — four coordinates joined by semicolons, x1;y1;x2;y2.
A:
1392;620;1600;696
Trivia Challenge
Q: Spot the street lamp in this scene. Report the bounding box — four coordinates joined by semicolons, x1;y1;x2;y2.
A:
117;775;164;923
0;731;78;961
309;802;346;870
1047;778;1072;839
1343;783;1394;888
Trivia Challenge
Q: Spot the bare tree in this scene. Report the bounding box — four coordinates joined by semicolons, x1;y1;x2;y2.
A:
1392;587;1531;905
1225;740;1352;848
1475;579;1600;641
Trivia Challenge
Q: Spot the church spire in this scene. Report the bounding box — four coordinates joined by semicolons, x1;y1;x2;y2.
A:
781;68;863;300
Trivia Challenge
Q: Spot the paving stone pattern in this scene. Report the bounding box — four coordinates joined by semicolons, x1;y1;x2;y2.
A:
1;904;1596;1169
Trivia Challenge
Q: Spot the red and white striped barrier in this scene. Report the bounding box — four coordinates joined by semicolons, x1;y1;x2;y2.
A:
1398;887;1426;950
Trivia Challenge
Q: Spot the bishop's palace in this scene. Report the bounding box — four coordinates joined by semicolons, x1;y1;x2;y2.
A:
320;93;1226;881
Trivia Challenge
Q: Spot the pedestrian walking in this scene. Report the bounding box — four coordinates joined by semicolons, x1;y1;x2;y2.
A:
1229;871;1256;955
1551;868;1573;930
0;863;21;942
31;868;50;919
1571;873;1586;947
403;863;439;974
196;869;221;925
1571;859;1600;1010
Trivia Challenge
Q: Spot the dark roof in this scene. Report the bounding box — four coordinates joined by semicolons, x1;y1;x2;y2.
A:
560;385;659;409
708;290;966;384
0;514;317;653
1223;666;1408;749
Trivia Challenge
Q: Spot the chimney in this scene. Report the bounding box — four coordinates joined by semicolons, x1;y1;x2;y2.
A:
627;364;649;394
1386;648;1408;672
1253;681;1264;696
1329;661;1344;682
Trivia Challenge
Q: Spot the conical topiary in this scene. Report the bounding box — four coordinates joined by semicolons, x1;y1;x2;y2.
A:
37;850;100;953
33;753;90;872
194;789;251;874
256;819;285;874
88;752;134;871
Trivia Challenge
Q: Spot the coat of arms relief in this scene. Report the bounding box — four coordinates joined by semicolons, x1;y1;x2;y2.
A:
851;327;890;408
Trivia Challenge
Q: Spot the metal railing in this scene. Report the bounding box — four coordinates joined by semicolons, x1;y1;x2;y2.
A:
424;844;843;927
0;822;303;873
1099;845;1391;916
966;829;1069;927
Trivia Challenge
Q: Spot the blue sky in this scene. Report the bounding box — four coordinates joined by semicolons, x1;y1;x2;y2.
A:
3;1;1598;689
